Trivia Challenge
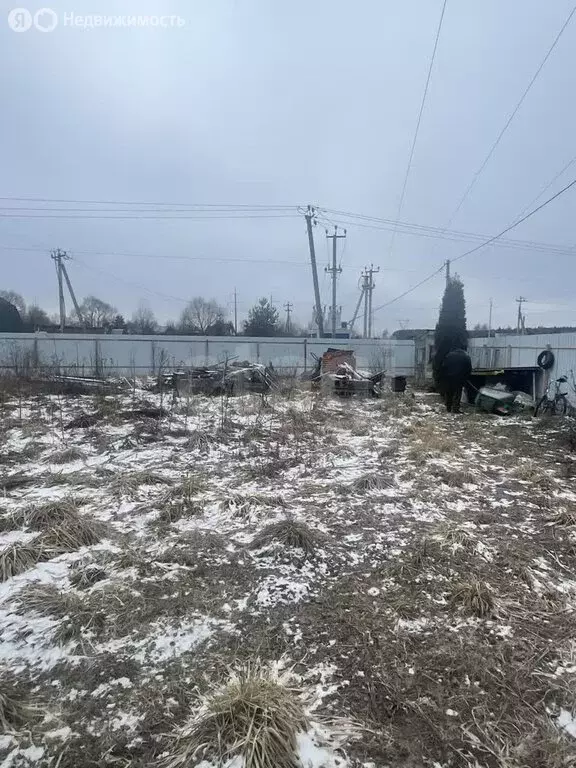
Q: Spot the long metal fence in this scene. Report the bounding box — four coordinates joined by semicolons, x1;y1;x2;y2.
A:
0;333;415;377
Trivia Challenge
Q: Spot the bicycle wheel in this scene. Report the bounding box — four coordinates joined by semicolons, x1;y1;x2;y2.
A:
553;396;567;416
535;396;553;417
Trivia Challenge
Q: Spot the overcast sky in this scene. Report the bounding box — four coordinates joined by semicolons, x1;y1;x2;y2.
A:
2;0;576;333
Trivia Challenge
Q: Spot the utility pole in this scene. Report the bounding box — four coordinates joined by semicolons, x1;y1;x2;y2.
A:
516;296;527;336
349;285;365;335
51;249;83;332
284;302;293;334
304;205;324;337
360;264;379;338
445;259;451;286
488;298;493;338
51;249;66;332
233;288;238;335
325;226;346;338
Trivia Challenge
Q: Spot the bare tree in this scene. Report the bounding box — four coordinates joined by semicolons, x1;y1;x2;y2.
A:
129;304;158;335
77;295;117;327
179;297;226;334
25;305;50;329
0;290;25;314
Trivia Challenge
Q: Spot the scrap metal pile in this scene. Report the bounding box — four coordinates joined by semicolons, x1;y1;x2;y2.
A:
304;348;386;397
161;362;275;396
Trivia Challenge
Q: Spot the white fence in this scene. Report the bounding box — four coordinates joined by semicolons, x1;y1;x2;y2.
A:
0;333;415;377
468;332;576;379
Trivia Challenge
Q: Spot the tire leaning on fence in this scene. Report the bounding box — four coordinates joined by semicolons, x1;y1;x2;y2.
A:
537;350;555;370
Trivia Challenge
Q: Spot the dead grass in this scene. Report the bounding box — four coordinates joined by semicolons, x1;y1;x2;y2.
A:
0;673;37;731
549;508;576;527
164;662;308;768
514;459;556;488
220;492;286;517
434;522;477;551
450;579;495;617
0;540;43;581
49;446;86;464
351;472;392;491
429;464;477;486
249;519;327;555
110;469;172;498
69;563;107;589
404;423;454;459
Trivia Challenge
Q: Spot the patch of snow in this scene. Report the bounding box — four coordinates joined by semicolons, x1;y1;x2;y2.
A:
557;708;576;738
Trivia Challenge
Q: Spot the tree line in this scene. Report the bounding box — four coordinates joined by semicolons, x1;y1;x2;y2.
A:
0;290;305;337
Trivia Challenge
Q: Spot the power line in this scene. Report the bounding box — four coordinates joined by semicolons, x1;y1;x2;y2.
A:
0;212;300;221
372;173;576;314
0;195;298;209
0;243;419;272
439;3;576;231
320;206;576;257
388;0;448;257
513;151;576;221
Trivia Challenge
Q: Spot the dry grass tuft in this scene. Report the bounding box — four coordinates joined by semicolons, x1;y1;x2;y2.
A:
17;583;106;644
17;497;85;530
549;508;576;527
514;460;555;488
405;423;454;460
39;515;109;553
220;492;286;517
0;540;43;581
434;522;477;551
16;582;78;617
110;469;172;498
49;446;86;464
0;673;37;730
451;579;495;617
164;662;308;768
429;464;477;487
69;563;107;589
249;519;326;555
351;472;392;491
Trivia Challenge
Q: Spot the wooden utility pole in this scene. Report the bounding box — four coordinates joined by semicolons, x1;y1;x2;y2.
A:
233;288;238;335
304;205;324;337
325;226;346;338
488;297;493;337
445;259;451;286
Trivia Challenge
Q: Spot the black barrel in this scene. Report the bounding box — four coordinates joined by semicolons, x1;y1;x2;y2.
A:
392;375;407;393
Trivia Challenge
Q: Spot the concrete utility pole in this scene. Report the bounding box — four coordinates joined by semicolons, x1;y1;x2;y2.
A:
361;264;379;338
51;249;66;332
325;226;346;338
488;297;493;338
516;296;527;335
284;302;293;334
233;288;238;335
51;249;83;332
349;284;365;335
304;205;324;337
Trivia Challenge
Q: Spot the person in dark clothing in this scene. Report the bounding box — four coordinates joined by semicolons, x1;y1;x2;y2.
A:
440;348;472;413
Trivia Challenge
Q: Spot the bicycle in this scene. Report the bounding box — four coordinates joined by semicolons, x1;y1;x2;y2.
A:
534;375;569;416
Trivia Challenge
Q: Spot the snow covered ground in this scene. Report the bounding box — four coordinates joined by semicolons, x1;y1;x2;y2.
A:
0;383;575;767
